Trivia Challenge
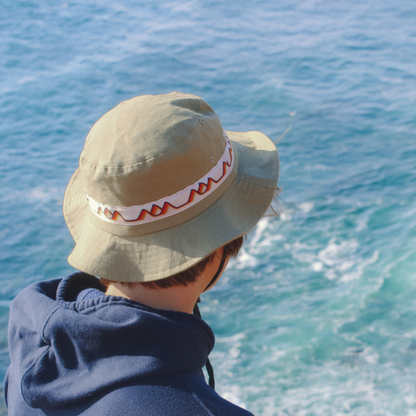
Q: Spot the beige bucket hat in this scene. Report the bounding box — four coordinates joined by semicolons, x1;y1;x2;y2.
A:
63;92;279;282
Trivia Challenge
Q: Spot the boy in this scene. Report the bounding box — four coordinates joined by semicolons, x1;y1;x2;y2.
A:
5;92;279;415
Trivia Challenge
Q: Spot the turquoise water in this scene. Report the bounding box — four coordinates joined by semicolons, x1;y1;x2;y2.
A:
1;0;416;414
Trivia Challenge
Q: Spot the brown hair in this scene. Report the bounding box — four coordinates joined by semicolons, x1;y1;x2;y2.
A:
100;236;245;290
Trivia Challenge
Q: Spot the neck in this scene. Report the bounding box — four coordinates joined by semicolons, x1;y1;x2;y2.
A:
105;249;228;314
105;282;201;314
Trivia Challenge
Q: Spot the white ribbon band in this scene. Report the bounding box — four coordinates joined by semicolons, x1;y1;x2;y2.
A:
86;137;234;226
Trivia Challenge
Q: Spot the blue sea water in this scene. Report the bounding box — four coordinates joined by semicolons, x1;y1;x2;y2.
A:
1;0;416;414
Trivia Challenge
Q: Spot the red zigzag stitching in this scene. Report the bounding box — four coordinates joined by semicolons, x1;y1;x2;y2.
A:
95;146;233;223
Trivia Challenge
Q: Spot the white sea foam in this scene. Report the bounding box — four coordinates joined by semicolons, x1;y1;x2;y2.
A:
299;202;314;213
212;331;254;412
288;236;380;284
17;76;36;84
312;261;324;271
339;250;379;283
231;248;258;270
305;164;329;170
249;217;269;247
29;187;59;201
279;209;293;222
318;238;359;267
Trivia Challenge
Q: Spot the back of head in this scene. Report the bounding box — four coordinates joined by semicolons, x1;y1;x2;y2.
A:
63;92;279;283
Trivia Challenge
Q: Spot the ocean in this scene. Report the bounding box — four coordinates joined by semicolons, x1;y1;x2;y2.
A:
1;0;416;414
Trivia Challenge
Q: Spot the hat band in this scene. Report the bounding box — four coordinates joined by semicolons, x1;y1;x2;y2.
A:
85;138;234;226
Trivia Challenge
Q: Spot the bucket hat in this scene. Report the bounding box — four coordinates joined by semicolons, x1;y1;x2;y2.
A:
63;92;279;282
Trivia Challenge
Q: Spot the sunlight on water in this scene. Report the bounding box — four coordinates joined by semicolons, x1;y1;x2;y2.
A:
2;0;416;414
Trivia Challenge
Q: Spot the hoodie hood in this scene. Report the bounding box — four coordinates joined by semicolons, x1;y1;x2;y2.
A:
7;273;215;410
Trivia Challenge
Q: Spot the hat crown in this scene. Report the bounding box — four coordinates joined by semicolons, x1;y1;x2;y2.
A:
80;92;227;207
64;92;279;282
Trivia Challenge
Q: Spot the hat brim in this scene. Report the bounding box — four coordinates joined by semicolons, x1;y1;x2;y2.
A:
63;130;279;282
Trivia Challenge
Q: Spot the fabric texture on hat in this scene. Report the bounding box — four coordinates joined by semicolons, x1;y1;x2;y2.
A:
63;92;279;282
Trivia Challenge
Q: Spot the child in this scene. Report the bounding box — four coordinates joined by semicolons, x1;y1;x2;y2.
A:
5;92;279;415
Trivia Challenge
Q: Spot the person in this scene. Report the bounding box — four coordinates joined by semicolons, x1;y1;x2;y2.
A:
4;92;279;415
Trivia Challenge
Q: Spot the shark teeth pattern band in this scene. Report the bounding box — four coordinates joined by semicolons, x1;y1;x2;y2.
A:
85;137;234;226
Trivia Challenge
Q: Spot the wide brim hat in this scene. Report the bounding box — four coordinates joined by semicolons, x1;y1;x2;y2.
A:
63;92;279;282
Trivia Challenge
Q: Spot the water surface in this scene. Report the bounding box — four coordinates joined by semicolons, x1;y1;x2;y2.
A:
1;1;416;414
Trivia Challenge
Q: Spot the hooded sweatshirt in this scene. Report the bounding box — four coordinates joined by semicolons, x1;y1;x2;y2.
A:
4;272;254;415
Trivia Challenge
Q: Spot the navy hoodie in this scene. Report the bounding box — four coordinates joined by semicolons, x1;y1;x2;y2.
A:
4;272;254;415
